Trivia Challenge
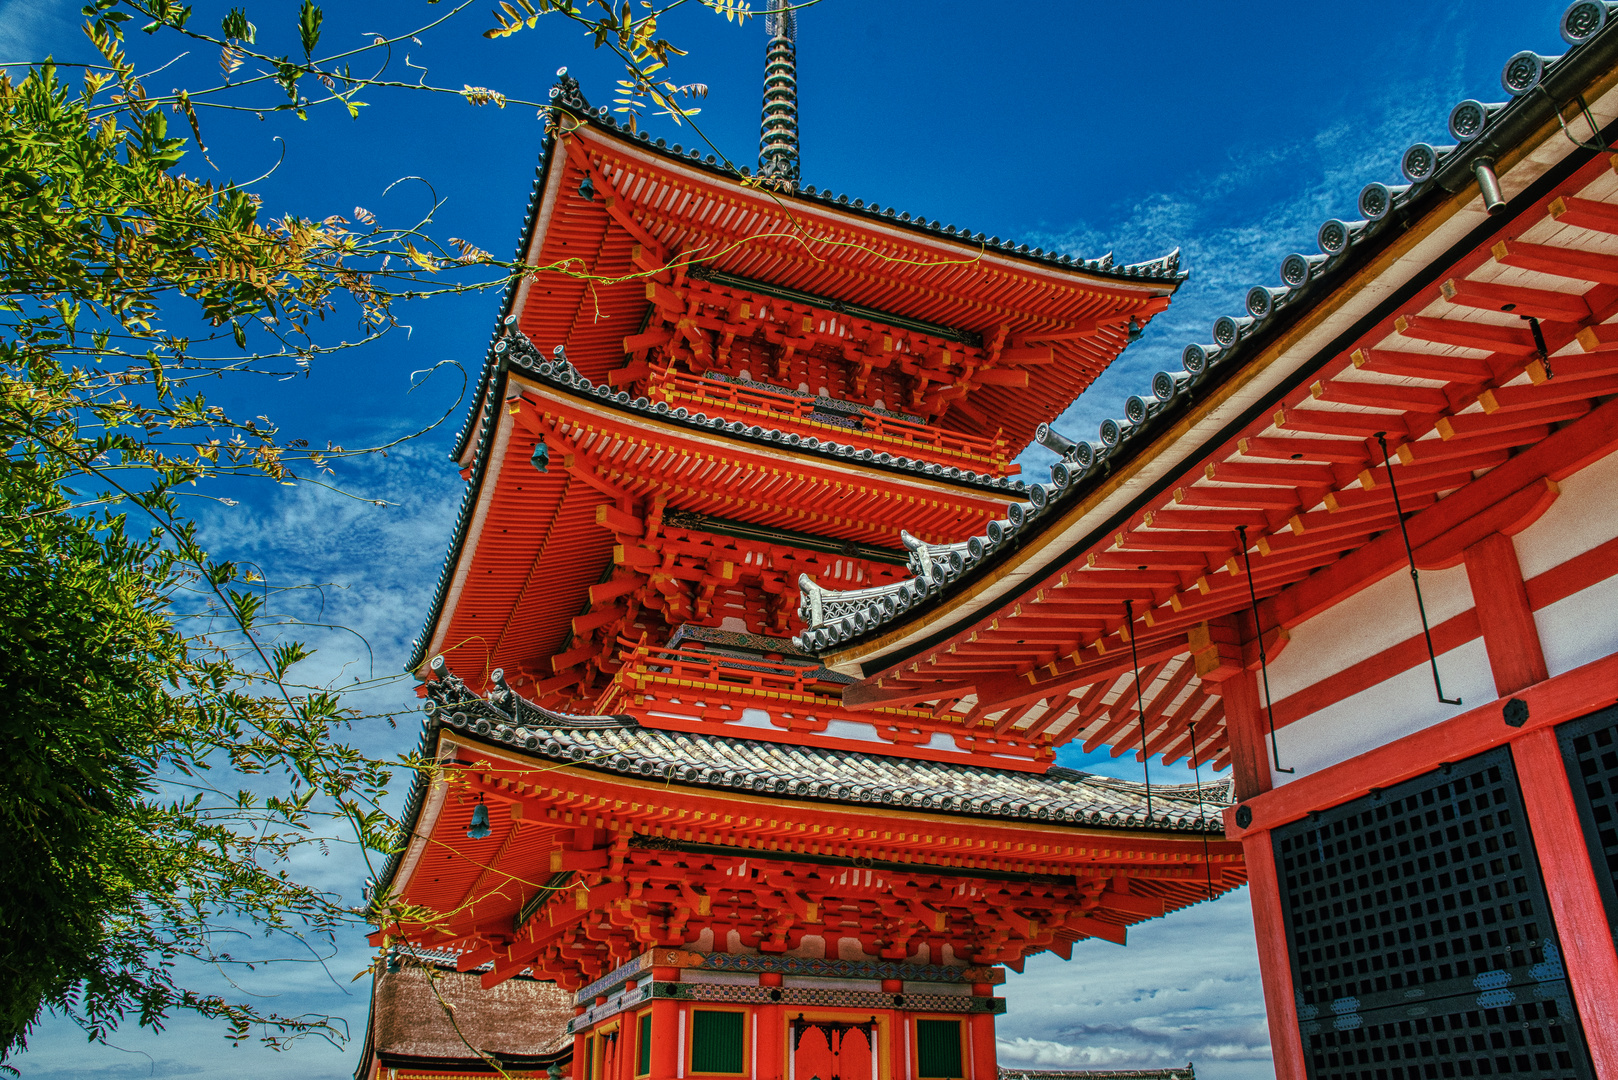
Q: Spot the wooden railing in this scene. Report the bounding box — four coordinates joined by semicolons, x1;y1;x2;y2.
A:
646;372;1013;473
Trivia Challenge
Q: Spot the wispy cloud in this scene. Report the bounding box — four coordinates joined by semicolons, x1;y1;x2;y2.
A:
1015;48;1472;481
998;890;1270;1080
0;0;81;63
12;435;465;1079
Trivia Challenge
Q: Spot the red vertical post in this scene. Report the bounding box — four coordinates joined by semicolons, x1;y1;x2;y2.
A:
1511;729;1618;1075
1241;829;1307;1080
1193;616;1272;801
1222;666;1274;801
1463;532;1547;695
889;1011;906;1080
650;967;681;1080
755;975;783;1080
969;1012;997;1080
574;1010;590;1080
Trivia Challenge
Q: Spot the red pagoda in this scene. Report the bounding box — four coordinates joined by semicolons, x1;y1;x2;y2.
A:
363;8;1242;1080
799;5;1618;1080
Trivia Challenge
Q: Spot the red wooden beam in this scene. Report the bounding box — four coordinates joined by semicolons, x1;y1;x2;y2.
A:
1274;405;1403;439
1411;476;1559;570
1237;435;1369;464
1352;347;1492;382
1143;507;1277;531
1242;832;1309;1080
1173;483;1303;511
1261;393;1618;631
1462;531;1546;696
1478;373;1618;412
1391;313;1538;356
1440;276;1592;322
1225;653;1618;838
1493;237;1618;286
1396;423;1550;465
1434;399;1590;439
1547;192;1618;235
841;677;976;710
1081;660;1173;753
1510;729;1618;1078
1308;378;1450;413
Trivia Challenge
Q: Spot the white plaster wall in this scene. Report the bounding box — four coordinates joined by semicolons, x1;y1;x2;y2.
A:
1262;561;1473;703
1270;638;1490;785
1536;575;1618;679
1512;447;1618;679
1259;448;1618;787
1510;446;1618;578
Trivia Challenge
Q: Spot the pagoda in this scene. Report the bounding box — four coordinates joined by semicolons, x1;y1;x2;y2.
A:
798;5;1618;1080
364;10;1242;1080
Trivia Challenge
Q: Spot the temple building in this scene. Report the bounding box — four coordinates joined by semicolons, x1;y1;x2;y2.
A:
799;4;1618;1080
359;4;1241;1080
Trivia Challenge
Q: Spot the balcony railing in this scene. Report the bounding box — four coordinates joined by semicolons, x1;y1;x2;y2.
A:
646;372;1013;474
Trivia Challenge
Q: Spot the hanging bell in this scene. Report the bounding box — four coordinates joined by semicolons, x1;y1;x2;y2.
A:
467;801;492;839
531;438;549;473
1126;316;1143;343
578;175;596;201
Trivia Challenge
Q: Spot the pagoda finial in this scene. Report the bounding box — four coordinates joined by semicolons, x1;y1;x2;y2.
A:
758;0;800;188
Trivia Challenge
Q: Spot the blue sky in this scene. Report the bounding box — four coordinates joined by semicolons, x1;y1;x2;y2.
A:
4;0;1577;1076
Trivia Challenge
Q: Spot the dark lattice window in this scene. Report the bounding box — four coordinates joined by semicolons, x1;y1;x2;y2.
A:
691;1010;745;1074
638;1011;653;1076
916;1019;963;1079
1272;745;1594;1080
1558;704;1618;953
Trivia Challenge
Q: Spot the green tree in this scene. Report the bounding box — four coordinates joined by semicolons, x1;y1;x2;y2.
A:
0;0;772;1062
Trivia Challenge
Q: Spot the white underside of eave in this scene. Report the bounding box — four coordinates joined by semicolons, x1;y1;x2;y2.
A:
832;78;1618;678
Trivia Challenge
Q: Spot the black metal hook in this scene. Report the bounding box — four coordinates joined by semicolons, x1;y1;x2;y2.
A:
1123;598;1153;819
1521;314;1553;380
1375;432;1462;705
1234;524;1294;774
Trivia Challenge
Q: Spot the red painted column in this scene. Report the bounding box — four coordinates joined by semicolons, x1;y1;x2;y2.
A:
1241;829;1307;1080
1463;532;1547;695
1511;729;1618;1076
1221;666;1274;802
889;1010;906;1080
756;975;783;1080
650;968;681;1080
574;1008;589;1080
969;1011;996;1080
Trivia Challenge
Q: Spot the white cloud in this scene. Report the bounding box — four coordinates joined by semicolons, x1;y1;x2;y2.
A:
0;0;80;63
997;890;1271;1080
1015;59;1467;483
10;436;464;1079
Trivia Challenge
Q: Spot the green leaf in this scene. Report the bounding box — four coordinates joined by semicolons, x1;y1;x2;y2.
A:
298;1;322;55
221;7;256;42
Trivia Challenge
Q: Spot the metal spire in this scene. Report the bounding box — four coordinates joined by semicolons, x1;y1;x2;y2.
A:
758;0;800;187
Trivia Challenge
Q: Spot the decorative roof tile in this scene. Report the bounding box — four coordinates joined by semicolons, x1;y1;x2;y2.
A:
406;323;1026;672
370;656;1232;899
795;3;1618;655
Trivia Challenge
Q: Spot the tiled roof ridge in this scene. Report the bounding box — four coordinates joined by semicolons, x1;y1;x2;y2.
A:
403;321;1029;673
367;654;1233;901
793;2;1618;656
497;324;1029;493
546;69;1186;284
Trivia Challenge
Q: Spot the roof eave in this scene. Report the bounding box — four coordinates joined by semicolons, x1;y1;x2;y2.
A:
814;31;1618;673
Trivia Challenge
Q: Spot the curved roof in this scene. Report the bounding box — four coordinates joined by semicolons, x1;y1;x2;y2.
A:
407;326;1032;676
370;659;1233;900
452;70;1185;466
794;8;1618;665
